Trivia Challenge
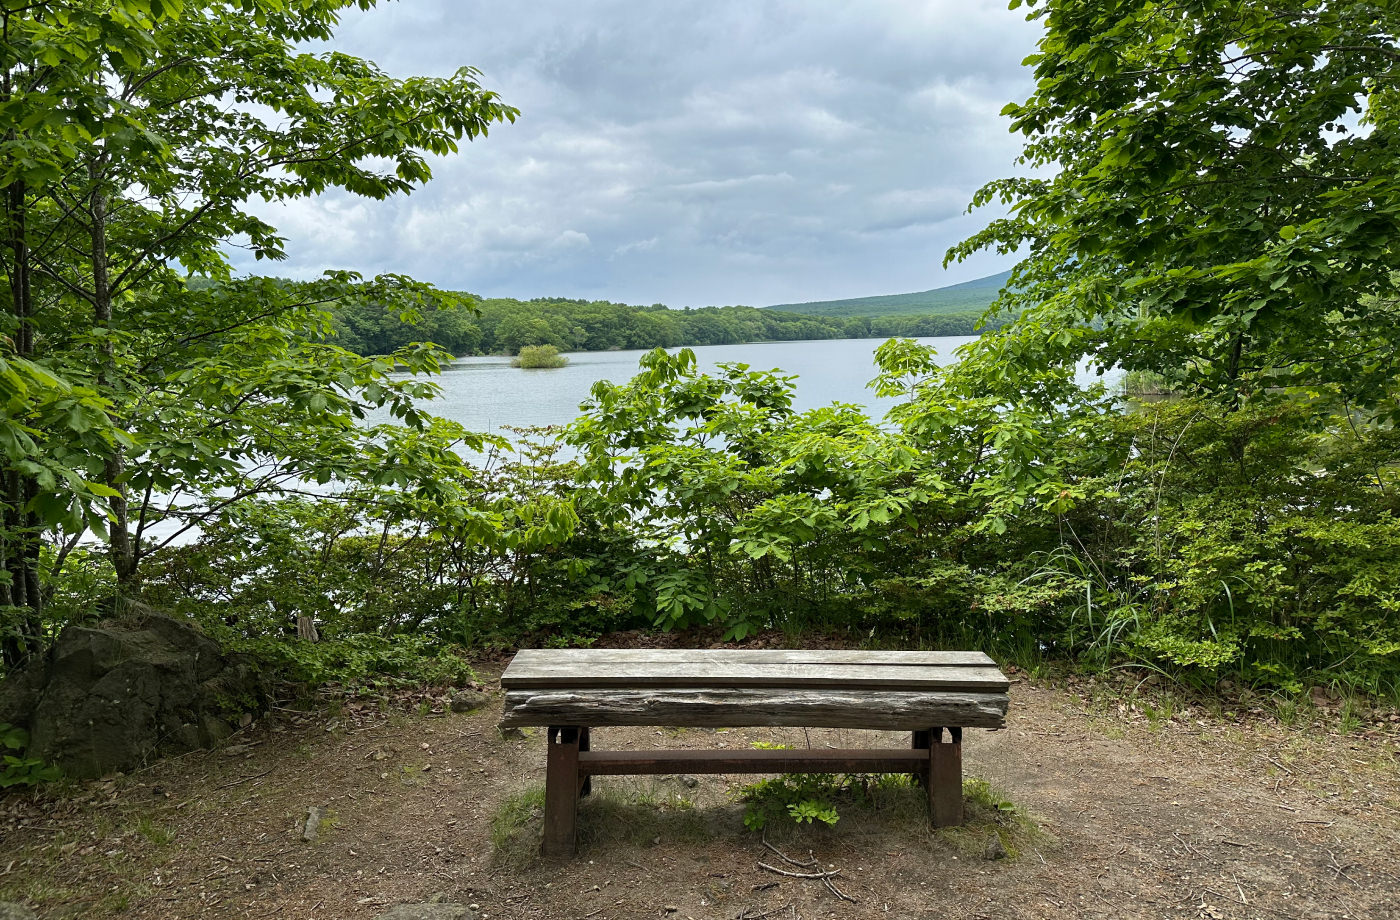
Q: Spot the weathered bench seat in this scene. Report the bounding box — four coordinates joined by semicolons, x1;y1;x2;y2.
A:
500;648;1010;857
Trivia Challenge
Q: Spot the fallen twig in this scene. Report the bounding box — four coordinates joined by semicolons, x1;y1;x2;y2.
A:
1326;850;1361;886
251;847;294;862
757;862;841;880
1172;831;1205;859
822;876;858;904
736;902;793;920
215;768;274;790
1201;886;1302;920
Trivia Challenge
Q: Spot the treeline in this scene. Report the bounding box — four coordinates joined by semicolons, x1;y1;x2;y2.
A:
326;294;1002;357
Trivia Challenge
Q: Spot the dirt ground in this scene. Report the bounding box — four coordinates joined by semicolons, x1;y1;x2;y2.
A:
2;664;1398;920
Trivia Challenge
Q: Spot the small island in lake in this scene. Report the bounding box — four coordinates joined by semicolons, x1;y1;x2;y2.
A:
512;343;569;368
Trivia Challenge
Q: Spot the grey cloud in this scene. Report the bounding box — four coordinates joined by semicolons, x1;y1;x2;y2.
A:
234;0;1040;305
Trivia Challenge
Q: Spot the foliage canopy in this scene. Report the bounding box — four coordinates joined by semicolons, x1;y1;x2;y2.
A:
4;0;1399;708
950;0;1400;411
0;0;516;663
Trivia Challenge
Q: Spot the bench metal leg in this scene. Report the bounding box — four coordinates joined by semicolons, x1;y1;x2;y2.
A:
579;727;592;798
927;726;963;827
911;729;932;787
543;726;583;858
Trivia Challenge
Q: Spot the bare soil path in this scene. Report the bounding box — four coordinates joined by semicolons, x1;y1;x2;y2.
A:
2;668;1397;920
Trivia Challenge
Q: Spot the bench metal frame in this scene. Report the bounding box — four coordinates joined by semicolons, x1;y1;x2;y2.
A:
538;724;964;858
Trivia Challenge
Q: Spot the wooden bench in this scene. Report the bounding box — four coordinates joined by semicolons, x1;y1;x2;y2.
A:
500;648;1010;857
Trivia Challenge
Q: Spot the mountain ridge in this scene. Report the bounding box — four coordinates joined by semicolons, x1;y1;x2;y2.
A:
765;269;1012;318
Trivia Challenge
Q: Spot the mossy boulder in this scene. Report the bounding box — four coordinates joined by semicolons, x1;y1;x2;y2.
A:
0;612;266;779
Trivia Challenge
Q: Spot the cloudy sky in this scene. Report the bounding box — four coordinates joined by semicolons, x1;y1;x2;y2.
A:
238;1;1043;307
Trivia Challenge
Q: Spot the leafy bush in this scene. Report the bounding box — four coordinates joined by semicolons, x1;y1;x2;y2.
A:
1021;396;1400;689
512;344;568;368
1;723;60;790
25;339;1396;701
738;769;914;831
567;347;941;640
129;427;646;685
229;634;477;688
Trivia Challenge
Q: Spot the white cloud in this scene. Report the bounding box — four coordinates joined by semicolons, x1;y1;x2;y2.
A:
228;0;1042;305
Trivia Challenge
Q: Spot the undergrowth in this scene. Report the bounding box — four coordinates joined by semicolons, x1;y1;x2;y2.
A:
940;777;1047;860
737;770;918;832
489;779;720;866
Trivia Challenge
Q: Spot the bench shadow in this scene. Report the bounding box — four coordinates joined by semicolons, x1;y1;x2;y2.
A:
490;773;1047;867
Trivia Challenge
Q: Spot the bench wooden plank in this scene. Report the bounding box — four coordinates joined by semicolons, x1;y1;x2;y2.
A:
509;648;996;667
578;748;930;775
501;687;1009;729
501;661;1009;691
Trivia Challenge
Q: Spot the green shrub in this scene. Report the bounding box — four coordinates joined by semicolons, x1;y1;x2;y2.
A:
738;769;913;831
512;344;568;368
27;344;1395;703
230;634;476;688
1;723;60;789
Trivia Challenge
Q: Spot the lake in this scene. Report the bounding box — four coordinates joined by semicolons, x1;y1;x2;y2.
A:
396;336;977;436
391;335;1120;437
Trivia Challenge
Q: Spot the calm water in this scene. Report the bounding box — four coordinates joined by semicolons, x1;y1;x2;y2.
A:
395;336;981;435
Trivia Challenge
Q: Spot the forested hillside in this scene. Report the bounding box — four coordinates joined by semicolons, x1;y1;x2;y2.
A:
766;270;1011;318
325;294;1005;357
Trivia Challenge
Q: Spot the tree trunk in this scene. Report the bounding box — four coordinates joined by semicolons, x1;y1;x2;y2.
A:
89;163;138;593
1225;332;1247;467
1;108;44;665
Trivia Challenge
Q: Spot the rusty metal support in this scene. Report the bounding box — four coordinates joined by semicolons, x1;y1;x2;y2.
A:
542;726;582;858
927;726;963;827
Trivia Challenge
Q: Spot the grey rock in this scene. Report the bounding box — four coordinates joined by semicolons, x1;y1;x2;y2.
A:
0;610;266;780
203;714;235;745
449;690;487;713
0;904;38;920
302;806;325;842
983;832;1008;860
168;722;203;751
679;774;699;788
373;905;476;920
